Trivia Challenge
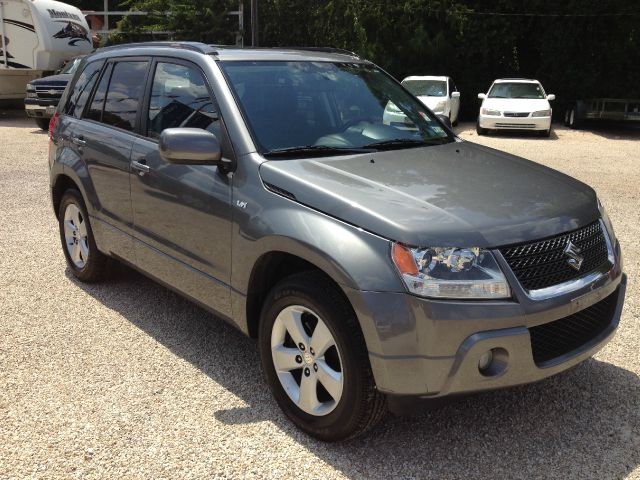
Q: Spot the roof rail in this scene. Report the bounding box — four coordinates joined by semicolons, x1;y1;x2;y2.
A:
281;46;361;58
97;41;216;54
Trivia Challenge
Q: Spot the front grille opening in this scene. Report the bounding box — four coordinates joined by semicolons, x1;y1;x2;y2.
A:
499;221;610;291
529;291;617;366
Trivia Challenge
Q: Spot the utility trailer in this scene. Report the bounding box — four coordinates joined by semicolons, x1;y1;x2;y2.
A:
0;0;92;99
565;98;640;129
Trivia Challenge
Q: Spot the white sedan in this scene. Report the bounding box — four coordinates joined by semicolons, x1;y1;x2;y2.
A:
477;79;555;137
384;75;460;127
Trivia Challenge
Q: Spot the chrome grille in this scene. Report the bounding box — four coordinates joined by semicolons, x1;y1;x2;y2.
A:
34;85;65;99
499;221;610;291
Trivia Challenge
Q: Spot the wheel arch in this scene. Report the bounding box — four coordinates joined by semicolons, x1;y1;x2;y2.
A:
244;250;349;339
51;173;82;219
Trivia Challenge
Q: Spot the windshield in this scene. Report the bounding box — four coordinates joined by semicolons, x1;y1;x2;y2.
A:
488;82;545;99
402;79;447;97
60;57;82;75
220;61;453;155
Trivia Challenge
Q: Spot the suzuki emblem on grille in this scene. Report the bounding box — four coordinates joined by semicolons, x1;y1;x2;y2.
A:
564;241;584;271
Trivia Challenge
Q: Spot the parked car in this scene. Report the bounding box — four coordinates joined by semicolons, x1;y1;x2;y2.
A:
49;43;626;441
25;56;84;130
401;75;460;125
477;78;555;137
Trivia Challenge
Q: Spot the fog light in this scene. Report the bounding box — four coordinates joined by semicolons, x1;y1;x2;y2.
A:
478;350;493;371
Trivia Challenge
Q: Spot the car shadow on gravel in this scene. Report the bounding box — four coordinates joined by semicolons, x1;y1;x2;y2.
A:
68;266;640;479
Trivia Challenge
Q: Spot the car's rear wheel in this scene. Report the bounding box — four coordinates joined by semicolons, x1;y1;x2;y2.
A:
35;118;49;130
58;189;111;282
259;272;386;441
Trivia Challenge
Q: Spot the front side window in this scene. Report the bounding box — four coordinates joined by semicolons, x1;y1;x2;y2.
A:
488;82;546;99
402;79;447;97
220;61;453;155
64;60;104;118
147;62;220;140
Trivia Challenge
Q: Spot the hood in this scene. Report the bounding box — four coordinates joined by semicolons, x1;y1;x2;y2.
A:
259;141;598;247
30;73;72;86
481;97;550;113
417;96;447;109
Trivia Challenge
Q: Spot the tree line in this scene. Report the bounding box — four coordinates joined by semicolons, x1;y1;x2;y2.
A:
68;0;640;120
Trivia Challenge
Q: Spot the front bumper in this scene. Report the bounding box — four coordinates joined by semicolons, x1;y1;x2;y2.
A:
479;114;551;131
24;100;58;119
344;241;625;398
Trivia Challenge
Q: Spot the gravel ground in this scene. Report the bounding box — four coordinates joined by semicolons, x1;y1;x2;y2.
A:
1;111;639;479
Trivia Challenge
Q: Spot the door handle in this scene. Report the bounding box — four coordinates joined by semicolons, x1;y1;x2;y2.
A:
71;135;86;146
131;158;150;176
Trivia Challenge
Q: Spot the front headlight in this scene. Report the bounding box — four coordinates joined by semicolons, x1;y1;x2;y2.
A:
26;84;37;98
481;108;501;116
391;244;511;299
531;109;551;117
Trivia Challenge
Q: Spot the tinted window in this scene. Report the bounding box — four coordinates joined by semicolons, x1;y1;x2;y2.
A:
147;62;219;139
102;61;148;131
64;60;104;118
86;63;112;122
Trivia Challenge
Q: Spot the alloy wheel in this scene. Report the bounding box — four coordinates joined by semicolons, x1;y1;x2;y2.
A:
270;305;344;416
63;203;89;269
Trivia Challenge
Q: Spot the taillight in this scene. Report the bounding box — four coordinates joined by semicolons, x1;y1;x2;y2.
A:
48;111;60;139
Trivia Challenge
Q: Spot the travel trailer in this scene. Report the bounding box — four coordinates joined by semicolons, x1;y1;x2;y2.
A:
0;0;92;99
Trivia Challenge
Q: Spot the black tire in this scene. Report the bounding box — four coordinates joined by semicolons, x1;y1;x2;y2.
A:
259;272;386;441
451;115;458;127
476;122;488;136
58;189;112;282
35;117;49;131
539;128;551;138
567;106;581;129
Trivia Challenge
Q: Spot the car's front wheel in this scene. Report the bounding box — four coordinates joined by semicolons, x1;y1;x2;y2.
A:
259;272;386;441
58;189;112;282
476;122;488;135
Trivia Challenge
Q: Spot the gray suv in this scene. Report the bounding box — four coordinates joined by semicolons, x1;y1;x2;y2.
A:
49;42;626;441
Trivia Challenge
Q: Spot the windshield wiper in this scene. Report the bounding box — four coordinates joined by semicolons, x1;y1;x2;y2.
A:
363;138;449;150
263;145;374;158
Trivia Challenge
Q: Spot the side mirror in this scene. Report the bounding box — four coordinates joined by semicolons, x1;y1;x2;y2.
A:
437;114;452;129
546;94;556;101
451;91;461;98
478;93;486;99
159;128;226;166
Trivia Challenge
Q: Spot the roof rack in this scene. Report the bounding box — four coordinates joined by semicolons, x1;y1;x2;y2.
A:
98;41;216;54
284;46;360;57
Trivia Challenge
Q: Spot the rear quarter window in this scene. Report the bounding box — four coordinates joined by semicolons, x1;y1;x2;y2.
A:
63;60;105;118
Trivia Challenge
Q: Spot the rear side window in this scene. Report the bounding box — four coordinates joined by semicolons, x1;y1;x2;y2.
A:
63;60;104;118
147;62;220;140
102;61;148;131
85;60;148;131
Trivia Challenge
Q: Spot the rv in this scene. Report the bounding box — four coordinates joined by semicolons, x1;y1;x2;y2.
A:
0;0;92;99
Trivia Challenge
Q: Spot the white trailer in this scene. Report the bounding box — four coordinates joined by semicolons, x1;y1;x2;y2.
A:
0;0;92;99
